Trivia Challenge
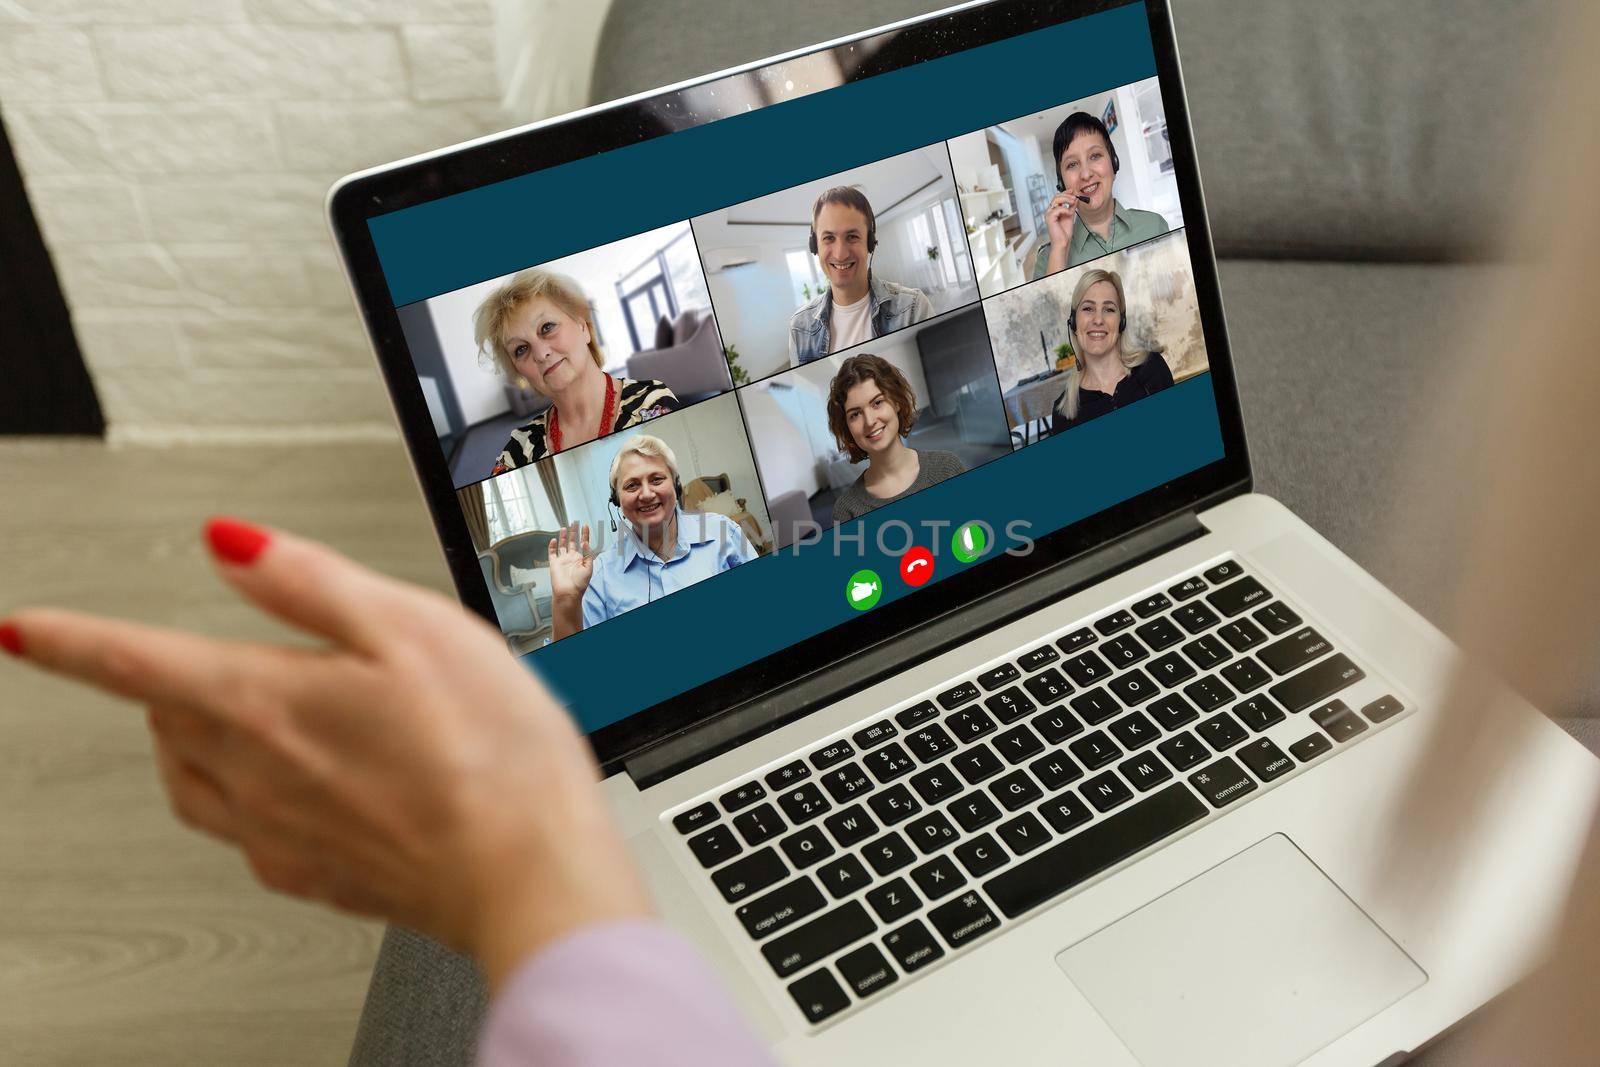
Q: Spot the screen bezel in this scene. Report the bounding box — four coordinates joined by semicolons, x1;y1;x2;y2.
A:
329;0;1251;775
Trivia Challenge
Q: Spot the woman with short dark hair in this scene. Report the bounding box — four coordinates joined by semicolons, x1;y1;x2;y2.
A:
1033;111;1169;279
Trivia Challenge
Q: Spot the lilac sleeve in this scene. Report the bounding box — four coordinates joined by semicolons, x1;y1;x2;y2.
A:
477;920;778;1067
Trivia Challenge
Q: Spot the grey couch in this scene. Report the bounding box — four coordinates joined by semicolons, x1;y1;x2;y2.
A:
349;2;1592;1063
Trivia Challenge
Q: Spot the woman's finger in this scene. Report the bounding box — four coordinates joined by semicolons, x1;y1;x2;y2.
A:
150;726;240;843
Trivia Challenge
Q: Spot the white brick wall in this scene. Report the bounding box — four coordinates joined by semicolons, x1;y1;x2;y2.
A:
0;0;615;442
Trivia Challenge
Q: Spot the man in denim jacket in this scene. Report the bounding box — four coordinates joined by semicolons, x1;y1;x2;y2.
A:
788;186;934;366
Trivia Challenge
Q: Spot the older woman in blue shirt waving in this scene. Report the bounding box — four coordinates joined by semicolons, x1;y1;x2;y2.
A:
547;434;756;641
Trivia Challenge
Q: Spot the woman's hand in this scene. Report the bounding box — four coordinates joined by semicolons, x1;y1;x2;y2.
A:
1044;189;1081;264
0;518;651;993
548;521;595;604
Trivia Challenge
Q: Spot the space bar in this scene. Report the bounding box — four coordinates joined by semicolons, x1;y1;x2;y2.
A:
983;783;1208;919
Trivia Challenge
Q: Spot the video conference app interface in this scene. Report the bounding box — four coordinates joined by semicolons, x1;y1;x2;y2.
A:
369;3;1225;734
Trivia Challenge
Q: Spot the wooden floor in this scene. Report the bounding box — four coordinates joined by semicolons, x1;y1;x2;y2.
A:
0;438;455;1066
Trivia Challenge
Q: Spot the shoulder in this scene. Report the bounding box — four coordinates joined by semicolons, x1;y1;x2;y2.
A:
831;479;869;524
1031;242;1053;280
791;293;826;327
879;278;926;303
615;377;679;425
1133;353;1175;387
499;414;551;468
1124;207;1170;234
923;449;967;476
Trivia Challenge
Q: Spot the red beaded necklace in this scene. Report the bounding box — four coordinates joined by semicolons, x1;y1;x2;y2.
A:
546;374;617;455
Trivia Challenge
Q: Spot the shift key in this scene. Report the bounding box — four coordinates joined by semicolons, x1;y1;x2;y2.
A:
1269;653;1365;713
761;901;876;977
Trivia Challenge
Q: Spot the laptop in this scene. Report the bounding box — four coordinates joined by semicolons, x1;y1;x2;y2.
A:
329;1;1599;1062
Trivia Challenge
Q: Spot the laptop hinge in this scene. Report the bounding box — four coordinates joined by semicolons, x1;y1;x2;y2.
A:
624;509;1208;789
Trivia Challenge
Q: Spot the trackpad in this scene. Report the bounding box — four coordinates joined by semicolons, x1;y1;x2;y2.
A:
1057;834;1425;1067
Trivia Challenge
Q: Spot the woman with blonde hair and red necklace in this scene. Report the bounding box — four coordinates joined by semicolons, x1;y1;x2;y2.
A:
475;268;679;476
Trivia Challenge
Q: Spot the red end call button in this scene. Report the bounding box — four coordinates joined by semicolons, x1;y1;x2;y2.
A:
900;546;935;587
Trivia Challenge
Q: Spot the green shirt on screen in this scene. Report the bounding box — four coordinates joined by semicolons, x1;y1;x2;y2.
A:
1031;198;1170;279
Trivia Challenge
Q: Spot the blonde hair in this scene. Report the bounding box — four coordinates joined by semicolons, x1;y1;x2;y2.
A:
607;434;681;496
472;268;604;388
1054;268;1148;422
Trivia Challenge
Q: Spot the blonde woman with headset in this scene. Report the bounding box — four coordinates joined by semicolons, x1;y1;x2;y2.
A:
1050;267;1173;435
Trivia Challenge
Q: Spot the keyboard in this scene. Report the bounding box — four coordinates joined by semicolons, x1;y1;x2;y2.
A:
664;558;1409;1028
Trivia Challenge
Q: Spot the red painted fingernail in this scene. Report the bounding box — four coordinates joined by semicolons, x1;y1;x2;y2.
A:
205;516;271;565
0;622;23;658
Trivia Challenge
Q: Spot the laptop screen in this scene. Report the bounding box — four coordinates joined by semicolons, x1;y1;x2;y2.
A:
358;0;1229;742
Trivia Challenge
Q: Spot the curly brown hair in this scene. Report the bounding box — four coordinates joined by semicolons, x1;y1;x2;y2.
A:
826;354;919;462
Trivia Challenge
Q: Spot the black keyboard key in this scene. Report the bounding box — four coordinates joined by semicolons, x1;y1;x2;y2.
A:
1363;694;1405;723
1056;627;1097;654
910;854;966;900
1135;615;1184;651
904;722;958;763
1183;674;1234;712
1018;644;1060;672
711;847;788;903
985;783;1207;918
1156;730;1209;771
1252;601;1302;635
1118;750;1173;791
780;825;835;868
1107;668;1158;706
1173;602;1221;634
1133;593;1173;618
1148;692;1199;731
895;700;939;729
1022;667;1073;707
1069;730;1122;770
1189;756;1257;808
1029;750;1084;791
989;768;1045;810
1182;634;1233;670
1038;790;1094;833
1031;706;1084;744
776;783;831;825
1146;651;1197;687
985;686;1037;725
852;719;899;750
1202;560;1246;585
1063;650;1113;687
720;781;767;812
997;811;1051;856
810;740;855;770
788;968;849;1025
867;783;922;824
978;662;1021;691
946;788;999;831
952;743;1004;784
1168;575;1208;601
1289;733;1333;762
1101;634;1150;667
823;804;877;848
906;810;960;854
863;831;916;876
1207;576;1270;617
1221;657;1272;694
737;876;826;939
909;764;963;805
994;722;1045;764
866;876;919;923
734;802;786;845
765;759;811;791
1269;653;1366;713
1237;738;1294;782
928;890;1001;948
1257;626;1332;676
946;705;998;743
1232;694;1286;732
883;919;945;973
673;802;717;834
1107;710;1159;751
863;742;916;783
954;832;1010;876
820;763;874;804
1311;698;1368;742
815;854;872;899
1070;686;1121;725
1217;618;1268;652
1094;608;1136;636
688;824;741;867
1082;769;1135;812
1196;711;1249;751
938;680;981;710
836;943;898;999
762;900;875;977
